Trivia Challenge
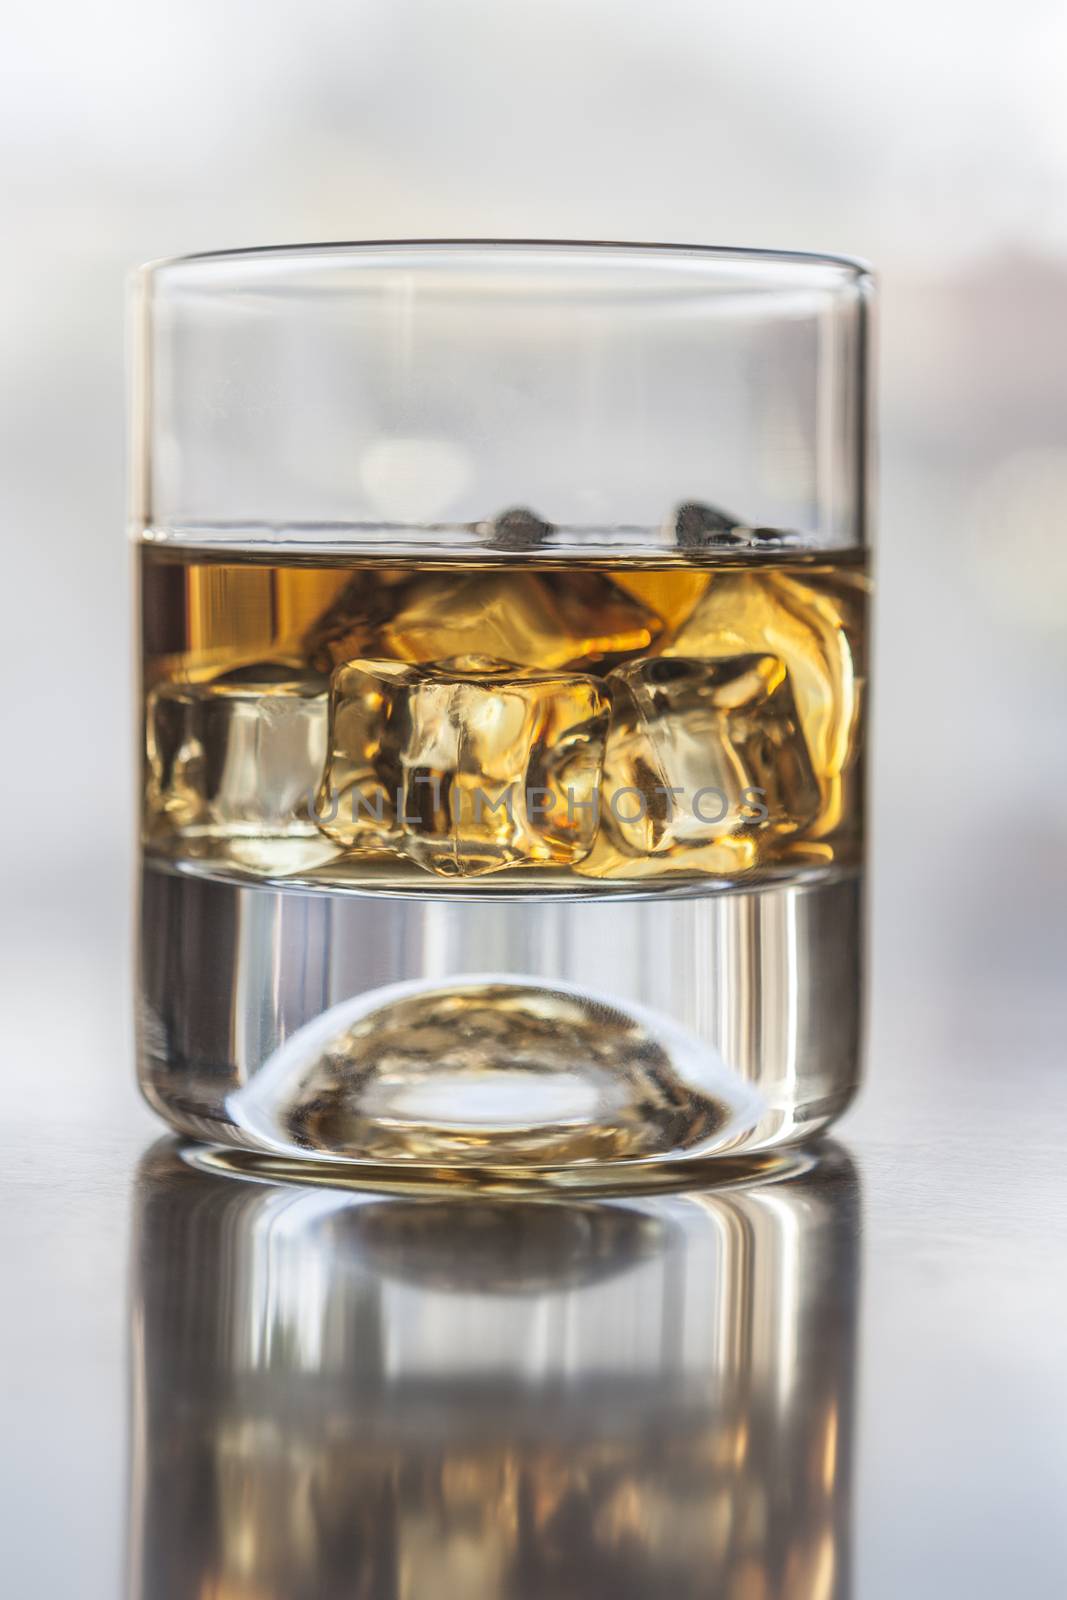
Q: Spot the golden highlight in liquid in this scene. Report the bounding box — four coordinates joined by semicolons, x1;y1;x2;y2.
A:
140;544;869;894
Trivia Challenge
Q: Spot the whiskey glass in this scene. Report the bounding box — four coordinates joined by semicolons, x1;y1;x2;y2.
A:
133;241;873;1187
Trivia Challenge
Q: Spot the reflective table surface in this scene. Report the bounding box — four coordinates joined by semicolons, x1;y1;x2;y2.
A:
2;873;1066;1599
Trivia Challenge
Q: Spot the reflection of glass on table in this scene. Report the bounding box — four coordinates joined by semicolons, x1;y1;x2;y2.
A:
129;1143;860;1598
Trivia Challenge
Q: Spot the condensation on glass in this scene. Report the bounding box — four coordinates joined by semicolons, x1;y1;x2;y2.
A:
132;240;874;1186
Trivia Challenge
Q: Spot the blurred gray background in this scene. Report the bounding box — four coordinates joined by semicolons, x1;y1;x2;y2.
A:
2;3;1066;1595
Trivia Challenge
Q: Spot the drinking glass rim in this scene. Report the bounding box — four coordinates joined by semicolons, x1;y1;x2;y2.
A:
139;237;873;283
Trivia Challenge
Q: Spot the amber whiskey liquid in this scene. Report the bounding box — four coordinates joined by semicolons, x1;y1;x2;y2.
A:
140;543;868;897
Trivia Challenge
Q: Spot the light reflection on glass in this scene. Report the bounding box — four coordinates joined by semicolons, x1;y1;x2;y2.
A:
128;1143;859;1599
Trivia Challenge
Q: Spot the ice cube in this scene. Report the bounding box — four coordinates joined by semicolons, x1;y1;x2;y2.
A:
580;653;820;879
663;569;862;836
315;655;608;878
302;566;408;674
380;569;660;671
608;568;712;633
145;662;338;873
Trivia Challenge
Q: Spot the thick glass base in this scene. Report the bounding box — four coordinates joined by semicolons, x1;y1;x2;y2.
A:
137;863;862;1189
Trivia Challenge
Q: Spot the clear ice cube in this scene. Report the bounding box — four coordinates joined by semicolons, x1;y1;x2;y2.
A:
663;569;860;836
316;654;608;878
582;653;820;879
145;662;337;873
380;569;660;671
